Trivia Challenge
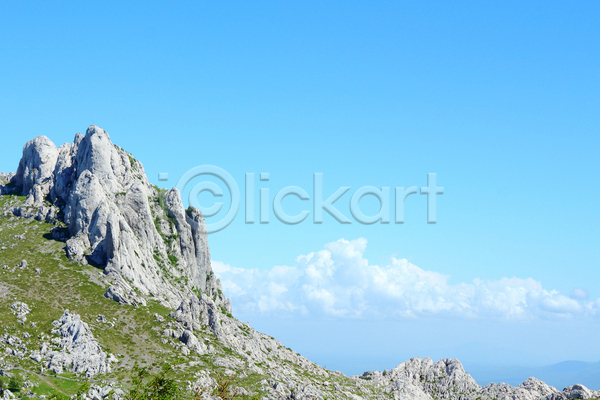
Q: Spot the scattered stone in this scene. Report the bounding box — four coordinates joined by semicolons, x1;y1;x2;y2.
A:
67;381;124;400
3;126;598;400
11;301;31;323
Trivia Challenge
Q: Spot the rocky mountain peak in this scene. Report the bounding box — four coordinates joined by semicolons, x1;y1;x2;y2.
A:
2;125;229;313
1;126;598;400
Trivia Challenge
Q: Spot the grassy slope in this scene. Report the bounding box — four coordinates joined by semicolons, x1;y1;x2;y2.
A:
0;194;378;399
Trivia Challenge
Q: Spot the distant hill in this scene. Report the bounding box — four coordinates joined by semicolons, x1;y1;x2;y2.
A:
468;360;600;390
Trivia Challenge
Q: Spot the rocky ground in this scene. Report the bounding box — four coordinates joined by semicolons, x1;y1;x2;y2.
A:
0;126;597;400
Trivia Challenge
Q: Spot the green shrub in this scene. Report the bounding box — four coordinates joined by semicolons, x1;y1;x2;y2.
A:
76;381;91;400
125;364;179;400
212;372;240;400
8;375;22;392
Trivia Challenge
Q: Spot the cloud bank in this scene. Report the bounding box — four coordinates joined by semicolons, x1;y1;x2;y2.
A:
213;238;599;320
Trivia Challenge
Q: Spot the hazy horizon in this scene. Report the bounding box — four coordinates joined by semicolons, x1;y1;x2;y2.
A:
1;0;598;388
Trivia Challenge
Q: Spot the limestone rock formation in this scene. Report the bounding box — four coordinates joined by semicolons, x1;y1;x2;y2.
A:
1;127;598;400
1;126;227;313
362;357;600;400
15;136;59;207
76;383;124;400
44;310;117;377
170;293;224;339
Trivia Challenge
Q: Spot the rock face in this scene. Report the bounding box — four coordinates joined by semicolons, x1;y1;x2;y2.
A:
1;126;227;311
2;126;597;400
170;293;224;338
15;136;59;206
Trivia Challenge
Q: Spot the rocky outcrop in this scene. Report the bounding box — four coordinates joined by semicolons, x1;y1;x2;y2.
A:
360;358;600;400
170;294;224;339
479;377;561;400
43;310;117;377
103;281;147;306
10;301;30;324
15;136;59;206
0;125;224;311
0;172;16;193
77;382;124;400
561;384;597;399
3;126;598;400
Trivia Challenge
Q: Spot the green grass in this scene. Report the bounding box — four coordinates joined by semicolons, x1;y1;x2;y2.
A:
0;195;379;399
0;207;275;396
168;254;178;266
0;210;187;394
128;154;137;169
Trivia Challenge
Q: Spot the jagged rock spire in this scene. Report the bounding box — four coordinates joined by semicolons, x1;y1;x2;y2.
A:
4;125;229;312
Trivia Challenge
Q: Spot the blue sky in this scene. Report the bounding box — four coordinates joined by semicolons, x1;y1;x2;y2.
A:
1;0;599;380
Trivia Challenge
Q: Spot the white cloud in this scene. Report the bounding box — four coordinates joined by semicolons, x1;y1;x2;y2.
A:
213;238;598;321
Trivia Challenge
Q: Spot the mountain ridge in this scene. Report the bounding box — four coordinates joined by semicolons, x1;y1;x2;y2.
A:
466;360;600;391
0;125;597;400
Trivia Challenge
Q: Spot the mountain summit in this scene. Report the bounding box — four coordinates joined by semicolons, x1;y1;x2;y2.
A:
3;126;227;311
0;126;597;400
